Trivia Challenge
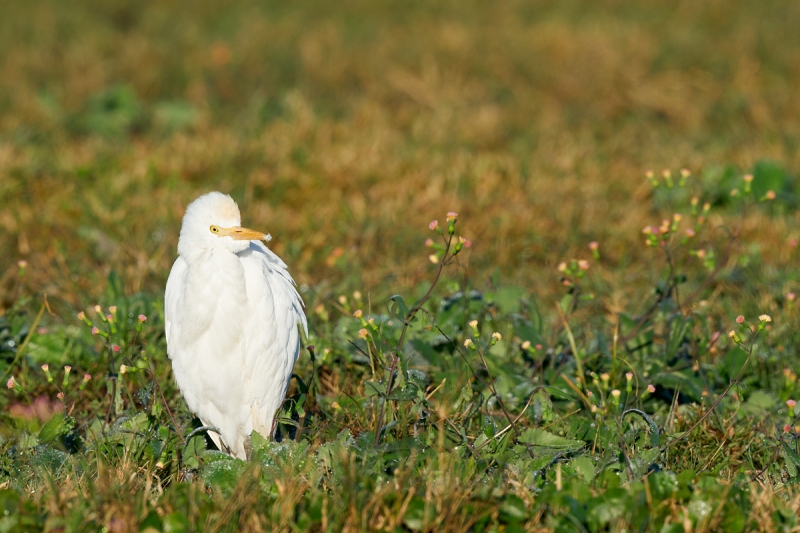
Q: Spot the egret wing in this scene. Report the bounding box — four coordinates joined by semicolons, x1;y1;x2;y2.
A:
165;252;252;458
238;241;307;438
164;256;187;346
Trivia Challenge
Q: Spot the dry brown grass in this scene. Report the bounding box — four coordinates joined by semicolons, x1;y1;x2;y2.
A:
1;1;800;530
1;0;799;315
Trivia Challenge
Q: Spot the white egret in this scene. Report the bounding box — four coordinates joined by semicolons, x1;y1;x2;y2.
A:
165;192;307;459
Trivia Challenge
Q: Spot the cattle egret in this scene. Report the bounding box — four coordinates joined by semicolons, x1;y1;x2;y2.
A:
165;192;307;459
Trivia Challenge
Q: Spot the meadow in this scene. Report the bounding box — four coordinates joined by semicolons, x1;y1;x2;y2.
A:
2;0;800;530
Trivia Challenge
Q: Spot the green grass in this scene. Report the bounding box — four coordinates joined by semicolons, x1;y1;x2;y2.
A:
2;0;800;531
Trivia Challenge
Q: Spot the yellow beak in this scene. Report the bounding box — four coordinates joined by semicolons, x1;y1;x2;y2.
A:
218;226;269;241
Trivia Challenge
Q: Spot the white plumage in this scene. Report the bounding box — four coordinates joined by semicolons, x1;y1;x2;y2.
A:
165;192;307;459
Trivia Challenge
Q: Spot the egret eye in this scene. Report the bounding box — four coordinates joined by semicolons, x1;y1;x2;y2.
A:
210;225;220;234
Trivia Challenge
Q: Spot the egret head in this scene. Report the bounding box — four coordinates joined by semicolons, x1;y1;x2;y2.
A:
177;192;270;257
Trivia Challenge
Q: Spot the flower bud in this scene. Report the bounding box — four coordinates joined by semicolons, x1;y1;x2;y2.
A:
610;389;621;408
446;212;458;235
41;364;53;383
662;169;673;188
588;241;599;260
454;235;467;254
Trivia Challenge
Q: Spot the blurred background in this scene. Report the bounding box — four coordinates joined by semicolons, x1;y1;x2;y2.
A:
1;0;799;313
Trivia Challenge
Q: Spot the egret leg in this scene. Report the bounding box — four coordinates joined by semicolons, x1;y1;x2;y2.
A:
185;425;223;454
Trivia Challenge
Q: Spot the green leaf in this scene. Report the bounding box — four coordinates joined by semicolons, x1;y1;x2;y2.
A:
38;414;70;444
364;380;386;397
24;334;68;365
162;512;190;533
407;369;428;388
386;383;420;401
30;446;68;473
499;494;527;523
636;447;662;466
667;316;693;358
742;390;774;415
623;409;660;447
201;455;246;492
402;496;431;530
571;456;596;483
140;510;163;531
517;428;584;450
558;293;574;315
388;295;410;322
491;286;524;314
250;430;270;454
649;471;679;501
783;442;800;478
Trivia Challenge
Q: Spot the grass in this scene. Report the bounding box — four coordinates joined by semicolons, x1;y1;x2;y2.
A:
2;0;800;531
